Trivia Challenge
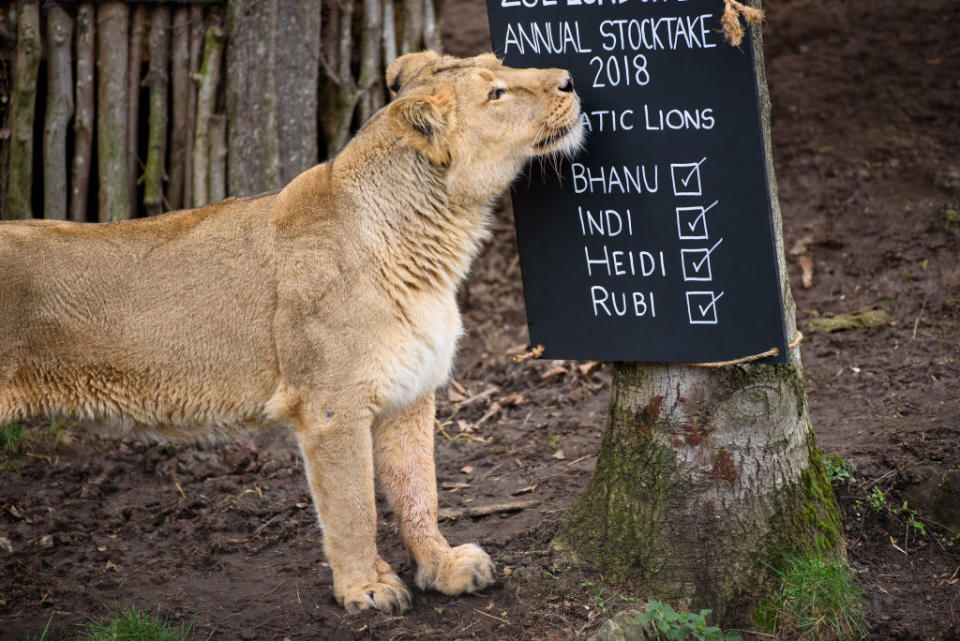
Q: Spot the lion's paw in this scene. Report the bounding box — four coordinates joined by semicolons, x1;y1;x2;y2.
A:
338;568;412;615
415;543;496;595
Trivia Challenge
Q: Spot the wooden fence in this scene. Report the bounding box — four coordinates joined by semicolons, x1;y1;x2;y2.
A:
0;0;442;222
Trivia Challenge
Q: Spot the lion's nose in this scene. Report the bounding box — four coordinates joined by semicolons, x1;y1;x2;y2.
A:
558;73;574;93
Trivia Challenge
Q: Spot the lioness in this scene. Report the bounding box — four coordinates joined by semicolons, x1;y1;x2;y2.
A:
0;51;582;613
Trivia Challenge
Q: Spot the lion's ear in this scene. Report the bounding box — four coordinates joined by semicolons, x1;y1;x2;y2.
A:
385;50;440;94
386;85;456;166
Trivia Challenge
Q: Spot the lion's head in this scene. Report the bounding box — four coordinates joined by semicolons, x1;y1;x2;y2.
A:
382;51;584;203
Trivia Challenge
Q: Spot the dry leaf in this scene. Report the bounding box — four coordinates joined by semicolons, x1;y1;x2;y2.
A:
0;537;12;553
460;466;474;474
540;365;568;380
105;560;121;572
798;255;814;288
577;361;603;378
506;343;529;355
552;449;566;460
475;402;502;427
457;419;475;433
789;234;813;255
498;393;527;407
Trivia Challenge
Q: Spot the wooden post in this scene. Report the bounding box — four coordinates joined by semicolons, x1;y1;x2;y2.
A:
127;6;147;218
142;5;171;216
225;0;281;196
399;0;423;55
43;4;74;221
192;24;223;208
168;7;190;211
208;114;227;204
96;2;131;222
184;5;205;210
275;1;320;184
7;1;41;220
70;3;95;223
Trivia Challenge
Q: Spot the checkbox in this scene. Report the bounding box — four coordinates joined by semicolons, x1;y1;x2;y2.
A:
680;239;723;282
686;290;724;325
670;156;707;197
676;200;718;240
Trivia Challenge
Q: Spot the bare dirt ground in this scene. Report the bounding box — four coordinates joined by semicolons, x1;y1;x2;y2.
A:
2;0;959;639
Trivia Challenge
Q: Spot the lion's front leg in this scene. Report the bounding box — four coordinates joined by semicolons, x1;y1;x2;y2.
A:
295;408;411;614
373;393;496;595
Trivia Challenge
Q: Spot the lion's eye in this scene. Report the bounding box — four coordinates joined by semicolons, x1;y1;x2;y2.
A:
488;87;506;101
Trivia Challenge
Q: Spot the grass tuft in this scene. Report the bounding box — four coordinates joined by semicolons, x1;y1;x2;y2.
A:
763;553;868;641
77;603;193;641
2;422;29;456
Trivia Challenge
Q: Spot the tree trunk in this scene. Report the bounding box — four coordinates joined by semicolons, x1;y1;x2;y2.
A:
553;9;842;626
142;5;170;216
96;2;130;222
275;0;320;184
43;4;74;221
191;24;223;208
168;7;190;211
225;0;281;196
127;5;147;219
7;1;41;220
70;3;94;223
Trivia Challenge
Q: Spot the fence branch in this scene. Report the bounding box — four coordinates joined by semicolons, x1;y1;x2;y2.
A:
70;3;94;222
8;1;41;220
43;4;74;221
143;5;171;215
192;24;223;208
96;2;131;222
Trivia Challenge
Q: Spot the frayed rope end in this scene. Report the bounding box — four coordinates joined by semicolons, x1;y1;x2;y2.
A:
722;0;764;47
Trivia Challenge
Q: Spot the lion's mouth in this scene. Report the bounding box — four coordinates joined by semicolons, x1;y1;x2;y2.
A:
534;123;576;150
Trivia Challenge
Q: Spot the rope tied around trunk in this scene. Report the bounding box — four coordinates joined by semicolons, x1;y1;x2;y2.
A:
510;332;804;367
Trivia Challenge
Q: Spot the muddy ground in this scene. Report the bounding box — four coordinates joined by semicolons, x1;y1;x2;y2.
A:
2;0;959;639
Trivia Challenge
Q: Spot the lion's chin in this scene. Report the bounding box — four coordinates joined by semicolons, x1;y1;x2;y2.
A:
533;118;585;159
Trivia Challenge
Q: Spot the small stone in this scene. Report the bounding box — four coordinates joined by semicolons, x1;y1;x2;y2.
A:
39;535;54;549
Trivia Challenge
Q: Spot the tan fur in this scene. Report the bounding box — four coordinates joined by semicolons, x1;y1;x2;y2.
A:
0;52;582;613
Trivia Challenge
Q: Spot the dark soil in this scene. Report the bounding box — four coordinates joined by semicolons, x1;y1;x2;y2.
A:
2;0;959;639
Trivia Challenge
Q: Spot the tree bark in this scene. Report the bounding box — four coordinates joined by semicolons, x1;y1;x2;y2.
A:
192;24;223;208
553;6;842;626
275;0;320;184
142;5;171;216
183;5;204;210
225;0;281;196
127;5;147;218
43;4;74;221
7;1;41;220
168;7;190;211
96;2;131;222
70;3;95;223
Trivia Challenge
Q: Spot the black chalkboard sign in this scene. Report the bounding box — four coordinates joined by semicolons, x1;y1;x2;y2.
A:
485;0;789;364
